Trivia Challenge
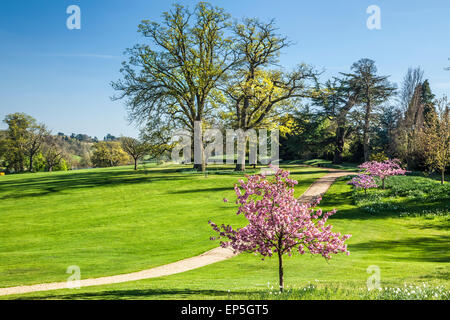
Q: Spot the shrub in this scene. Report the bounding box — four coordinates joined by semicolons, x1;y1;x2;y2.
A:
347;174;378;194
369;151;388;162
359;159;407;189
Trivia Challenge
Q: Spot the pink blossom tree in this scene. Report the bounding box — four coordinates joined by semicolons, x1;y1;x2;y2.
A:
358;159;407;189
209;166;351;292
348;174;378;194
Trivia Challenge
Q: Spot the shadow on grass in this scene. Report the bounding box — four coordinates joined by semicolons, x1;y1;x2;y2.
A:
407;221;450;231
350;235;450;263
12;288;247;300
322;190;449;221
418;268;450;281
0;168;197;200
0;164;318;200
169;187;233;194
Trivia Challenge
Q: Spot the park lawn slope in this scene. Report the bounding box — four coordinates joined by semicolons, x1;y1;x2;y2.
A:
3;175;449;300
0;164;326;288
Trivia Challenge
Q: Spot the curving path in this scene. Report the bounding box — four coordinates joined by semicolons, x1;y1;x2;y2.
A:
299;168;356;203
0;168;354;297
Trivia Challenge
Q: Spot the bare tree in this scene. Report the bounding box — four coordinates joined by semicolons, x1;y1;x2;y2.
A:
112;3;238;172
43;136;63;172
399;67;424;112
24;124;48;172
394;69;435;169
121;137;149;170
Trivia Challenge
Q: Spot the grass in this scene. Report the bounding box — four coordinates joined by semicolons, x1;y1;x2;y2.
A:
289;159;359;171
1;168;448;300
349;175;450;217
0;163;326;288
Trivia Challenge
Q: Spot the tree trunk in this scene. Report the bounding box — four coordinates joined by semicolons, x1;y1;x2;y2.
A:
363;101;372;162
202;146;206;173
442;169;445;185
235;144;246;171
134;158;138;170
234;132;247;171
29;155;34;172
278;251;284;292
382;178;385;189
193;145;206;172
363;136;370;162
333;126;345;164
193;122;206;172
235;149;246;171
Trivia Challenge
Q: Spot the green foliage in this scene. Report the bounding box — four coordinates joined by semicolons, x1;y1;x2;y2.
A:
2;113;35;172
280;108;335;160
386;175;450;198
91;141;130;168
33;152;46;172
369;151;388;162
53;158;69;172
350;174;450;216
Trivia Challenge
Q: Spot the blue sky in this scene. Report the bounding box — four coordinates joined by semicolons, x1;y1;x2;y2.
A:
0;0;449;138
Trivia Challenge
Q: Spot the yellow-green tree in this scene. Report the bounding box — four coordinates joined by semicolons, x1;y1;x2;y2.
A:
91;141;130;168
422;97;450;184
224;18;317;170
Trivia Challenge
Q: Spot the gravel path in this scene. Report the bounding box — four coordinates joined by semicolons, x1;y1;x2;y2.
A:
299;169;356;202
0;168;354;297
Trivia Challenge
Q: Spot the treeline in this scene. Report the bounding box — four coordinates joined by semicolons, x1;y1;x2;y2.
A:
111;2;449;174
0;113;166;173
280;66;449;176
2;2;448;176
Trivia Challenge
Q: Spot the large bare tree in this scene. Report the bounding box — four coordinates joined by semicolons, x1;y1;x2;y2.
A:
223;18;317;170
112;2;237;172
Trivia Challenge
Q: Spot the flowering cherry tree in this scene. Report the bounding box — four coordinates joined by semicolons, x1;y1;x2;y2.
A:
348;174;378;194
359;159;406;189
209;166;351;292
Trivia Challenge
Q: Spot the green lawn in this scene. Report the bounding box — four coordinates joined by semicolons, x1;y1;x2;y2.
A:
0;164;326;289
1;169;448;300
290;159;359;171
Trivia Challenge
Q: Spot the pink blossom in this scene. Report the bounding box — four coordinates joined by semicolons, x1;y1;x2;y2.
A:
358;159;406;189
209;166;351;291
348;174;378;193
